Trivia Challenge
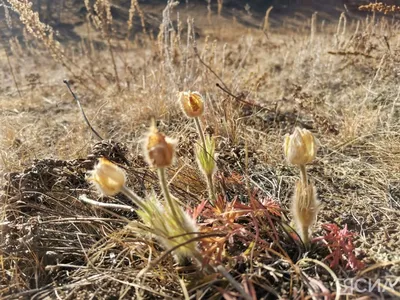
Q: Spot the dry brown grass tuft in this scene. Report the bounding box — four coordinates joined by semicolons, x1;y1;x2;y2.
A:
359;2;400;14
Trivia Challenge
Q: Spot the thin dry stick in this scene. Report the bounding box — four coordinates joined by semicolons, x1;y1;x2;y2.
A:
362;54;386;105
216;265;252;300
194;45;229;90
107;35;121;92
78;194;133;211
2;40;22;99
216;83;265;110
63;80;104;140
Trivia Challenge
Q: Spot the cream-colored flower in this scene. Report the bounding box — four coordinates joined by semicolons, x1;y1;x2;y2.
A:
144;126;176;168
88;158;126;196
179;91;205;118
284;127;317;165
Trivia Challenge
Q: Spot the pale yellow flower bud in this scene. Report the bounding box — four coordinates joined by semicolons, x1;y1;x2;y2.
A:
88;158;126;196
179;91;205;118
284;127;317;165
145;126;176;168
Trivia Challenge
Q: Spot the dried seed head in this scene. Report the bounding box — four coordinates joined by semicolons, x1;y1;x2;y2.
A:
144;126;176;168
284;127;317;165
88;158;126;196
179;91;205;118
292;180;320;242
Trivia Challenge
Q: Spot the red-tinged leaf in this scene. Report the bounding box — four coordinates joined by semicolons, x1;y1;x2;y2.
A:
242;276;257;300
192;199;207;219
318;223;364;271
215;287;239;300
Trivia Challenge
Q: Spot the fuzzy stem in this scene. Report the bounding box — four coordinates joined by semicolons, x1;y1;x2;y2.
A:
301;225;310;248
121;185;150;214
194;117;217;204
299;164;308;186
194;117;207;150
158;167;181;224
206;173;217;204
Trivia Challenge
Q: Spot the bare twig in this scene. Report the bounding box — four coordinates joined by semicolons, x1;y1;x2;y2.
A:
193;45;229;90
63;79;104;140
78;194;134;211
1;36;22;99
216;83;265;110
216;265;253;300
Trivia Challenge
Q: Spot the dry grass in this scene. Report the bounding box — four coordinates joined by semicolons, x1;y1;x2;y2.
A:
1;1;400;299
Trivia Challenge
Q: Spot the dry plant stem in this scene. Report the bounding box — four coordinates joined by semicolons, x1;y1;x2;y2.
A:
157;167;181;224
79;194;133;211
206;173;216;204
299;164;308;185
64;80;104;140
107;36;121;92
194;117;206;151
216;265;253;300
121;185;150;214
194;117;216;204
3;46;22;99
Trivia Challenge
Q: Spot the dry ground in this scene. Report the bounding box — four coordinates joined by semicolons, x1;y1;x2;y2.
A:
1;1;400;299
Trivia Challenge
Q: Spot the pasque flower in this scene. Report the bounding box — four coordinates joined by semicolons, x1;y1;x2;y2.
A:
145;126;176;168
179;91;205;118
88;158;126;196
284;127;317;166
179;91;217;204
284;127;319;247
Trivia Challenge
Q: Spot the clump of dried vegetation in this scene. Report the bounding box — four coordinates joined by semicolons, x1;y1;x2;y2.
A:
359;2;400;14
1;0;400;299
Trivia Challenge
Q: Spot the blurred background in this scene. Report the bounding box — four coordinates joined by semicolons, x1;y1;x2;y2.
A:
3;0;400;41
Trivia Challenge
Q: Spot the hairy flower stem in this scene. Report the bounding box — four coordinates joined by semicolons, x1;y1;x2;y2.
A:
206;174;217;204
121;185;150;214
194;117;216;204
299;164;308;186
194;117;206;150
301;225;310;248
158;167;182;224
298;164;311;248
